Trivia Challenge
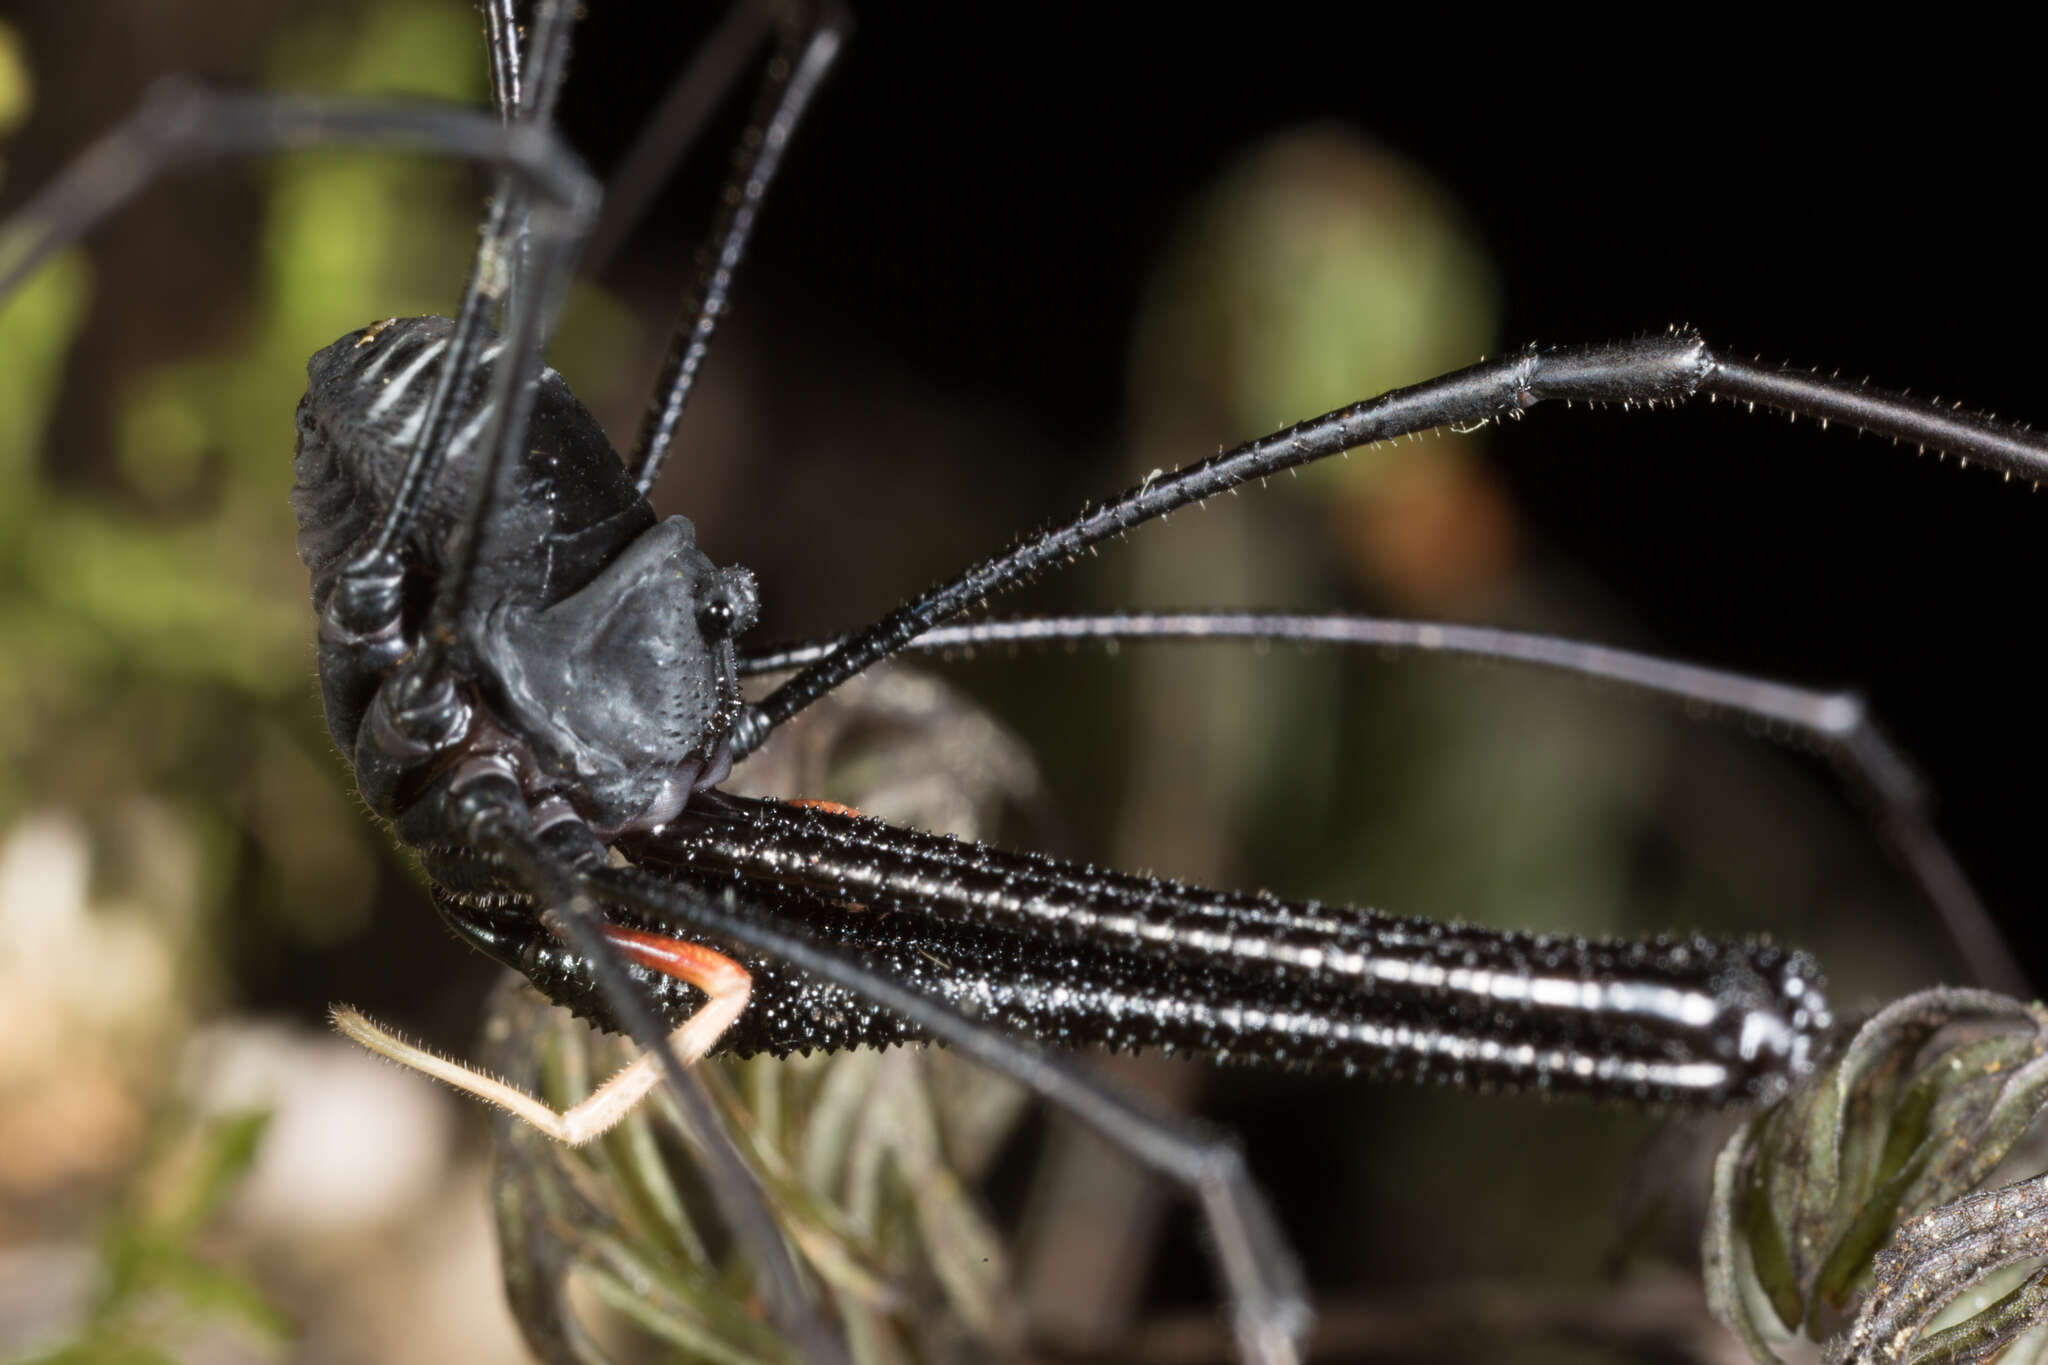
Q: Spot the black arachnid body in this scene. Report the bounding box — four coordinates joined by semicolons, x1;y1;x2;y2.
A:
293;313;757;839
4;4;2047;1363
296;299;1832;1100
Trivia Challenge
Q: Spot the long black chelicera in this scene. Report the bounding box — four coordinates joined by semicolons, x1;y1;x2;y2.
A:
8;3;2048;1363
610;794;1829;1103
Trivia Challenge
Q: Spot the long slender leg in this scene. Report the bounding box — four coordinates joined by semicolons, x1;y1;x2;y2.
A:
0;83;592;306
0;75;603;728
340;0;581;639
455;788;850;1365
0;81;597;722
740;610;2022;993
331;928;750;1144
0;64;847;1361
477;0;525;121
313;3;593;797
627;3;849;496
362;0;579;529
411;15;850;1350
739;333;2048;750
582;1;780;276
457;791;1314;1365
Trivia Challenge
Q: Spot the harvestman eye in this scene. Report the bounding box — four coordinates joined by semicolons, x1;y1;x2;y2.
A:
699;595;736;637
697;569;758;640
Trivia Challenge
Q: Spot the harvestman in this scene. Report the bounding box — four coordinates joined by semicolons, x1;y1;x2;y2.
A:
3;3;2044;1362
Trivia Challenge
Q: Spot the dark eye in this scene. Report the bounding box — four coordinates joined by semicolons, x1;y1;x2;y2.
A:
695;567;759;642
696;569;758;641
697;592;737;640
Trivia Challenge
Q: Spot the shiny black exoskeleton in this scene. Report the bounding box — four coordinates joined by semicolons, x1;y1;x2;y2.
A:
287;313;1839;1112
291;314;757;913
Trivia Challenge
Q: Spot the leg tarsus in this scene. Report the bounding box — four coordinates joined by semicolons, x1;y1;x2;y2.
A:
328;932;750;1146
1192;1143;1313;1365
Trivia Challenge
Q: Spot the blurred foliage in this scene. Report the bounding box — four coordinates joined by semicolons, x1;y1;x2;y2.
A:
1;2;539;1357
1124;125;1507;615
0;0;480;990
0;0;638;956
0;22;28;155
490;996;1028;1365
21;1111;288;1365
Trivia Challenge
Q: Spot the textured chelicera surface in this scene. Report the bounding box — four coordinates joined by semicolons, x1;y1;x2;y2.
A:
612;795;1828;1103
